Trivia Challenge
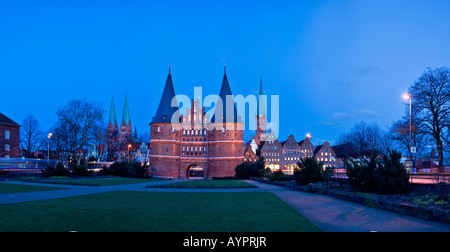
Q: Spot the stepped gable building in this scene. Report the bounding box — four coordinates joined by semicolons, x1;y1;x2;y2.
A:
0;113;20;158
149;66;244;178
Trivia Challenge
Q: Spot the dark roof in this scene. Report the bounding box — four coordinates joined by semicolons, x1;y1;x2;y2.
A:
151;68;180;124
313;145;323;156
0;113;20;126
211;66;242;124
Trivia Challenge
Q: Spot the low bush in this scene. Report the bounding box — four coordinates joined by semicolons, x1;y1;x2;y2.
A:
101;161;149;178
267;169;288;182
235;157;266;179
42;162;70;177
346;149;410;194
294;157;332;185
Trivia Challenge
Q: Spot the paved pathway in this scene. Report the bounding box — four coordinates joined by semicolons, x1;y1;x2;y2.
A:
1;179;449;232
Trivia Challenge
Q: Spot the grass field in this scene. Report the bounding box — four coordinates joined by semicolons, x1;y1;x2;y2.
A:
149;179;257;188
0;183;65;194
0;191;322;232
23;177;161;186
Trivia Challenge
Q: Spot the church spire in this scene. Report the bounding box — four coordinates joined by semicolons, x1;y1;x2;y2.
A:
257;75;267;116
108;96;118;128
122;92;131;126
151;66;180;124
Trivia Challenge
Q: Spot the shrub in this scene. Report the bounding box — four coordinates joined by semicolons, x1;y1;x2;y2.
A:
346;149;410;194
267;169;288;182
294;157;331;185
235;157;266;179
42;162;70;177
102;161;148;178
69;163;93;177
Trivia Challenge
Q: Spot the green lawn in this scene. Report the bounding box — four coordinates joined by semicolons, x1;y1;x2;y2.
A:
24;177;161;186
0;183;65;194
150;179;256;188
0;191;322;232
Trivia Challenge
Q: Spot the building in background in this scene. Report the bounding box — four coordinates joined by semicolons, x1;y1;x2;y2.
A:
0;113;20;158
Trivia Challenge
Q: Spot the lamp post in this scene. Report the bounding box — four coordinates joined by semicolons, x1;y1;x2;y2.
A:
403;94;412;155
47;132;53;166
128;144;132;161
403;94;413;181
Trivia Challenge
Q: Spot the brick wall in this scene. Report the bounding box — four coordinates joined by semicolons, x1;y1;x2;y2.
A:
0;124;20;158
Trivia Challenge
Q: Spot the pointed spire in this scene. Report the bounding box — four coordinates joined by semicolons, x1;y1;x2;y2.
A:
134;125;138;139
212;65;242;123
151;67;180;124
122;93;131;126
257;75;267;116
108;96;118;127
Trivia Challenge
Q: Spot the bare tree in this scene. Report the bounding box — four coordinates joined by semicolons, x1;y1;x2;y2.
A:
20;115;42;158
56;99;105;166
390;117;430;157
409;67;450;171
339;121;390;157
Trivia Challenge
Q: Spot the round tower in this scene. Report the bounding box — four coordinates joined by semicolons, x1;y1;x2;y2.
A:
149;67;181;177
207;66;244;178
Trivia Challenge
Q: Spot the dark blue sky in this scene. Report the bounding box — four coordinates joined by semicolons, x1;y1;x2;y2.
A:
1;0;450;145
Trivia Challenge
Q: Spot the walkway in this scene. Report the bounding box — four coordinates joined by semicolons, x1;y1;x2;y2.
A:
1;179;449;232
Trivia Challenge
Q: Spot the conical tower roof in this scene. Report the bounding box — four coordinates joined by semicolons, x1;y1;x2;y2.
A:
122;93;131;126
108;96;118;127
151;67;180;124
257;75;267;116
211;65;242;124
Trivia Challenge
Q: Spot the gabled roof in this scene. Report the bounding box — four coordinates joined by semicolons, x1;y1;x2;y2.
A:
211;65;242;124
151;67;180;124
0;113;20;126
313;145;323;156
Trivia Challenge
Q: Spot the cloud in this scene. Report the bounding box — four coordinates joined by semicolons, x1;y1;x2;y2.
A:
331;109;379;120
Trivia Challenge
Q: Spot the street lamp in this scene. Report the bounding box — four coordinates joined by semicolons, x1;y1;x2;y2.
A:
403;94;412;154
47;132;53;166
403;93;414;180
128;144;132;161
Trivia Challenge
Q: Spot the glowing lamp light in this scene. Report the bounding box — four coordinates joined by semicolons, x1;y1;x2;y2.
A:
403;94;411;100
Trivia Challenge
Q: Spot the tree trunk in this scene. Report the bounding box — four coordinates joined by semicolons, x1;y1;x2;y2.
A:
437;139;444;173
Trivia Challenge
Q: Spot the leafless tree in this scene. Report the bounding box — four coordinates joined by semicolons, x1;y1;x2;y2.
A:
338;121;391;157
20;115;42;158
390;117;430;157
56;99;105;166
409;67;450;171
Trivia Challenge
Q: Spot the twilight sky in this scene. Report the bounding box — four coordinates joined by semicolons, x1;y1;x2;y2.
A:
1;0;450;145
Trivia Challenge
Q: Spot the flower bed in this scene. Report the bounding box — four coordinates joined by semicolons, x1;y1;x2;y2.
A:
297;182;450;224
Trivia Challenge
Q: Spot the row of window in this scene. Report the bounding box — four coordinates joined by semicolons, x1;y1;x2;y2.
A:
155;127;235;135
182;146;207;152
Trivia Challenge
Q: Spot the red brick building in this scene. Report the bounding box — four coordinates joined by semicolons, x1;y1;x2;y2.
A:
0;113;20;158
149;67;244;178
